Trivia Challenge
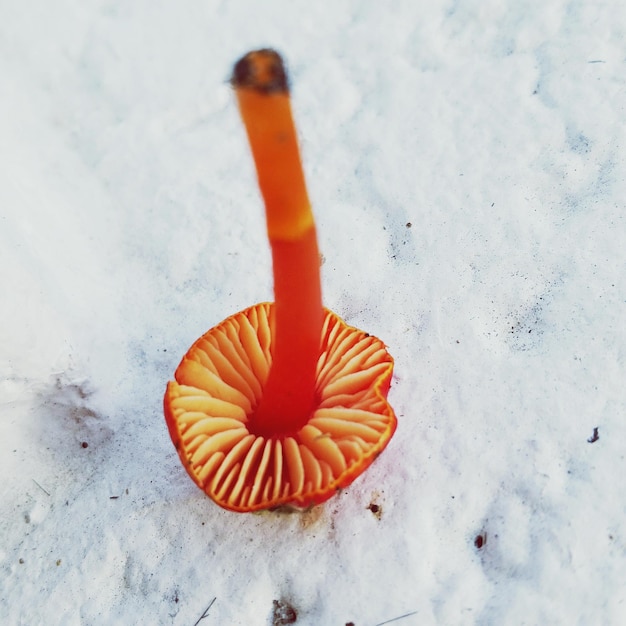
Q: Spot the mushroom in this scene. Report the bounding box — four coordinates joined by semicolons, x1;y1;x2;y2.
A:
164;49;397;512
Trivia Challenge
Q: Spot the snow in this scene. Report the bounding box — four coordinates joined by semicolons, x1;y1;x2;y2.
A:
1;1;625;624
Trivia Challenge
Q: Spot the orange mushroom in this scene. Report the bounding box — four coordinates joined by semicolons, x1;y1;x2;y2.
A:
164;49;397;512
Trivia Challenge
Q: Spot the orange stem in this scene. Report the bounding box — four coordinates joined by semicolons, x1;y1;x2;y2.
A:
232;50;323;436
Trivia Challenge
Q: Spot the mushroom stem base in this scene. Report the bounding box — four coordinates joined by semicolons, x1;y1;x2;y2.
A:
248;226;322;437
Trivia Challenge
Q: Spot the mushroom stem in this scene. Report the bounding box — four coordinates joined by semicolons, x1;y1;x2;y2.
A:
232;50;323;436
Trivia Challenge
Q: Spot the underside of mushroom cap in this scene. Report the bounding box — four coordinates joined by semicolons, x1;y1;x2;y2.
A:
164;303;396;512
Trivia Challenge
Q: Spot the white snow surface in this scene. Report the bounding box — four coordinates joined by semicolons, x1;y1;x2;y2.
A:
1;1;625;625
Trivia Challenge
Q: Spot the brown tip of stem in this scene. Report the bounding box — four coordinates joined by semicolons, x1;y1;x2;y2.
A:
231;48;289;94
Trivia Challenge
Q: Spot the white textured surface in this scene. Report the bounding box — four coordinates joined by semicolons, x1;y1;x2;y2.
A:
1;1;625;625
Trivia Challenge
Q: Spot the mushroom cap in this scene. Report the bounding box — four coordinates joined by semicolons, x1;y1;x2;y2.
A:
164;303;396;512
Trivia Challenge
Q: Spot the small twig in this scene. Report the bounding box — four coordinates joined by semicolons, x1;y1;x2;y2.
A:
374;610;418;626
32;479;50;496
192;597;216;626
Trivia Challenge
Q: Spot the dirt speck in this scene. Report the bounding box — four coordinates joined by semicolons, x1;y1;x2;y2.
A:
367;491;383;520
272;599;297;625
367;502;382;519
474;532;487;549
